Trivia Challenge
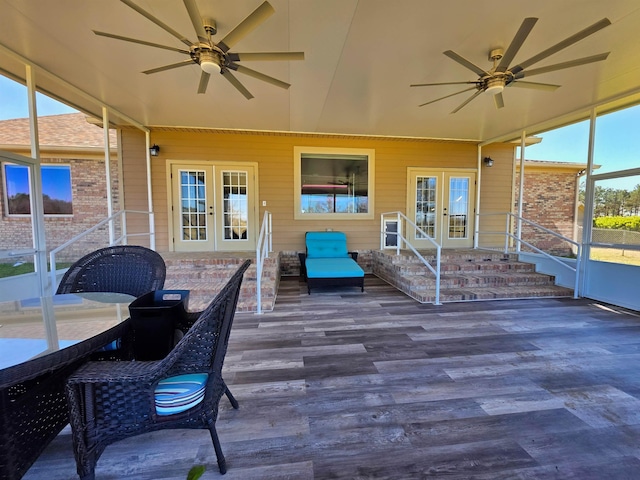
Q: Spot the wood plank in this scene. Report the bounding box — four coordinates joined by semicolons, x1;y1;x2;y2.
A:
24;276;640;479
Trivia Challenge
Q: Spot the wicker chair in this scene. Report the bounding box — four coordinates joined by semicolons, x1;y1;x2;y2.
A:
56;245;166;298
65;260;251;480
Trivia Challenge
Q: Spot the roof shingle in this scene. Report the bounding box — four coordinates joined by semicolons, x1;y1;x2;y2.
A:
0;113;115;148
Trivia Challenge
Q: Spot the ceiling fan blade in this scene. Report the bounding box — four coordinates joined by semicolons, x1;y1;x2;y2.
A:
234;64;290;89
418;86;477;107
411;81;479;87
509;80;560;91
443;50;491;77
496;17;538;73
120;0;193;47
197;71;210;94
142;59;194;75
510;18;611;75
183;0;208;43
516;53;610;79
222;70;254;99
494;92;505;109
451;90;483;114
218;1;275;52
232;52;305;62
93;31;190;54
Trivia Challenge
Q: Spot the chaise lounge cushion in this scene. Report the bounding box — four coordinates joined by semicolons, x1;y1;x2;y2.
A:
303;232;364;293
305;257;364;278
306;232;350;259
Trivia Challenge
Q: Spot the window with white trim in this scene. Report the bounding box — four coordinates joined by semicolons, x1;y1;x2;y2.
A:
294;147;374;220
3;163;73;216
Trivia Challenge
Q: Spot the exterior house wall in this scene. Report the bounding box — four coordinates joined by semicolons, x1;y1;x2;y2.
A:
477;145;516;248
0;113;119;261
0;154;119;260
514;165;580;256
121;128;516;253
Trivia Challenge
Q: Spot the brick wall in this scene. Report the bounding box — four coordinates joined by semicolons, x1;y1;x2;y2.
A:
0;156;120;261
515;170;577;256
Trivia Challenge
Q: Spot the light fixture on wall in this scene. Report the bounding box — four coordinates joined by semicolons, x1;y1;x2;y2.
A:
149;144;160;157
483;157;494;167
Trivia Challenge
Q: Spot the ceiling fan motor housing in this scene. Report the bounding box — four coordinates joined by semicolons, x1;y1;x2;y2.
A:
484;76;505;94
197;48;222;74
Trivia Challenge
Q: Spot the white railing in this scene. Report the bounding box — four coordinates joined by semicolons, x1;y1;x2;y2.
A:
380;211;441;305
477;212;582;298
49;210;154;292
255;210;272;314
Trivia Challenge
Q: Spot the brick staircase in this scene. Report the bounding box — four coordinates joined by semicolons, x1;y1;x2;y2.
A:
160;252;279;313
373;249;574;303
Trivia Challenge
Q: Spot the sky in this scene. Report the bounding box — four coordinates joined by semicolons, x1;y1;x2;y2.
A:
518;105;640;191
1;75;638;190
0;75;76;120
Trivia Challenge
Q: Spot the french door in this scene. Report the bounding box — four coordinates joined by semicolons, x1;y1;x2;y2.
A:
407;169;476;248
171;163;257;252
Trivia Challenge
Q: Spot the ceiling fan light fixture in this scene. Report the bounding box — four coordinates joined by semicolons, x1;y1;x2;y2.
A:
200;51;221;75
485;77;505;95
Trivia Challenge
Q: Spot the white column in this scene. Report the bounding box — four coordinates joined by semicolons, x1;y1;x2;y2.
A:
25;66;49;296
580;109;597;295
516;131;526;252
102;107;115;244
145;132;156;250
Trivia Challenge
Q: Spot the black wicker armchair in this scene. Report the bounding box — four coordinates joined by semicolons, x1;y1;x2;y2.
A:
65;260;251;480
56;245;166;298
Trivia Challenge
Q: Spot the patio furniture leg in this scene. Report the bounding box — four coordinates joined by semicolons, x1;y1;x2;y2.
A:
208;419;227;474
224;383;239;409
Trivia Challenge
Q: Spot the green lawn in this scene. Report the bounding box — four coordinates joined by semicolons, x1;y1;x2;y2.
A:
0;262;71;278
590;247;640;266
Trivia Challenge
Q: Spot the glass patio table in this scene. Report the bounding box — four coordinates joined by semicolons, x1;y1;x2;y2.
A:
0;292;135;480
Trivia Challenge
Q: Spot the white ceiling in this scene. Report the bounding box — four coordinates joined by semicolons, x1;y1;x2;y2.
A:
1;0;640;142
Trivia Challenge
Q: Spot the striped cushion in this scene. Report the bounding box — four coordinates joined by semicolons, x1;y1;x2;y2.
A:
154;373;208;416
100;339;120;351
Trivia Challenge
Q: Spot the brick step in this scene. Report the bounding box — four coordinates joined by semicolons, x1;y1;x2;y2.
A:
161;253;278;313
385;251;518;265
373;249;573;304
163;255;276;267
408;272;558;288
394;260;536;275
408;285;575;303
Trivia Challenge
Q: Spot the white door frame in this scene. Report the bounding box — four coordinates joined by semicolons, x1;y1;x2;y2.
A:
167;160;259;252
407;168;476;248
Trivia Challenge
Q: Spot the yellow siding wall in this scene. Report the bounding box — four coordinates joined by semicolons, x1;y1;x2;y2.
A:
120;129;515;252
477;143;516;247
119;130;152;247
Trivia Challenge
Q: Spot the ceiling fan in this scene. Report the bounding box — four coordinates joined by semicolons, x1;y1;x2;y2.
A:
94;0;304;99
411;17;611;113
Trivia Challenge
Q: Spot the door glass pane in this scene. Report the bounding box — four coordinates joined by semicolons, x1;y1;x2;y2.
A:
222;171;248;241
179;170;207;241
448;177;469;239
416;176;436;238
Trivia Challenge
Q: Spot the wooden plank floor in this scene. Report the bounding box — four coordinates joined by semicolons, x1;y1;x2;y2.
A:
25;275;640;479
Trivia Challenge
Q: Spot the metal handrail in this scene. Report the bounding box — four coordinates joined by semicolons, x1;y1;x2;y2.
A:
255;210;272;314
477;212;582;298
380;211;441;305
49;209;153;291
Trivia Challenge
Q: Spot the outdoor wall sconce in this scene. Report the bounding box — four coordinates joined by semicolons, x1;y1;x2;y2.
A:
149;144;160;157
483;157;494;167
